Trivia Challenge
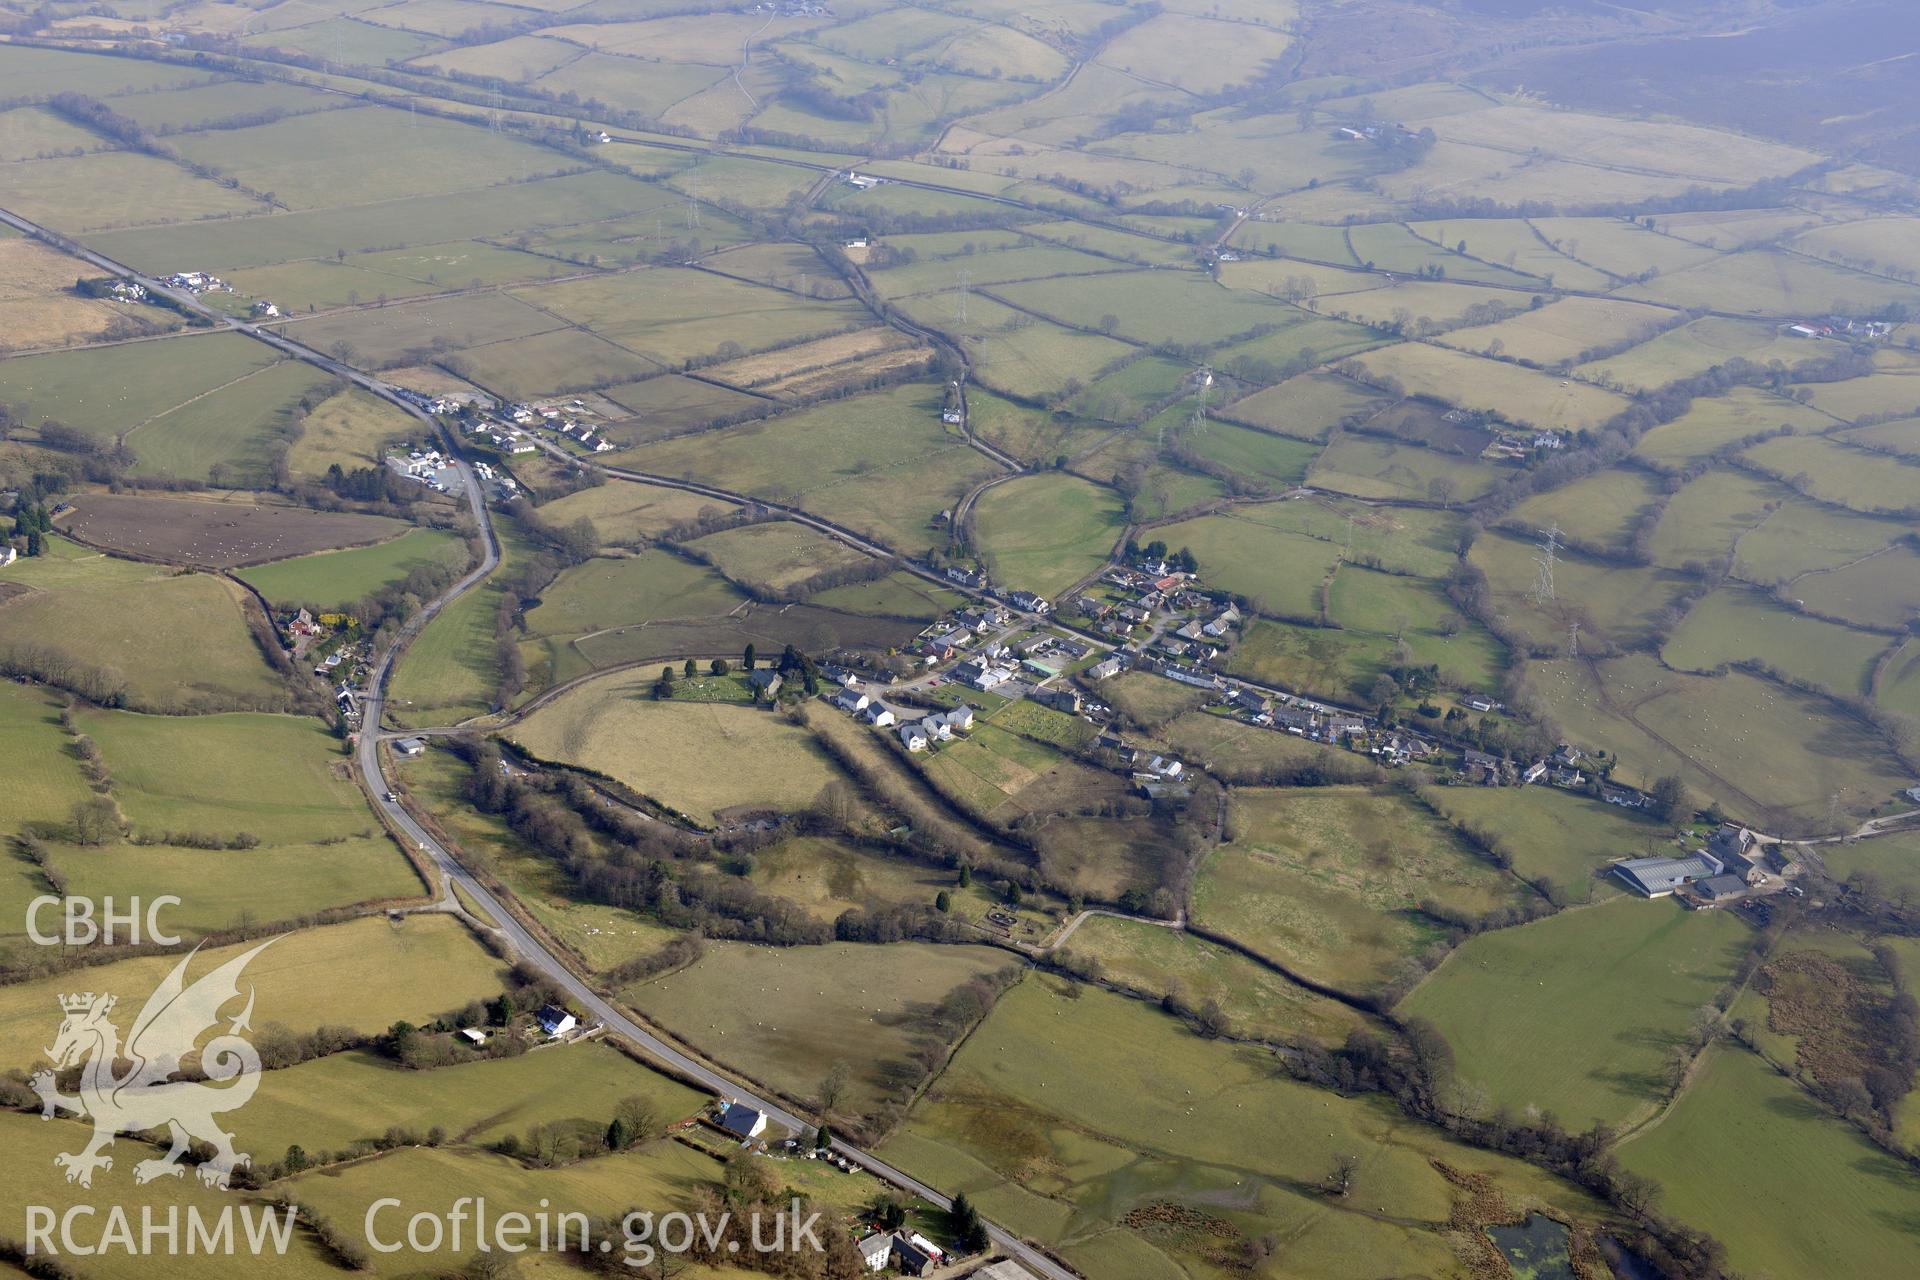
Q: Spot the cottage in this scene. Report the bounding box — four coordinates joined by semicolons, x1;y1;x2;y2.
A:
921;714;954;742
0;545;17;568
393;738;426;757
857;1234;894;1271
1007;590;1050;614
942;704;975;732
1038;686;1083;714
537;1005;576;1037
1600;783;1643;809
717;1103;768;1140
1323;713;1366;737
1521;761;1548;785
890;1236;935;1277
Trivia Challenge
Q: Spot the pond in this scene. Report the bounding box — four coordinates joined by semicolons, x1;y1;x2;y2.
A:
1485;1214;1576;1280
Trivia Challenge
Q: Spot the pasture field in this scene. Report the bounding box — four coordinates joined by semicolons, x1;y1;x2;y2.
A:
1580;316;1816;393
619;383;1005;555
1310;279;1521;332
431;327;661;401
1528;216;1725;278
1097;10;1294;94
388;527;531;726
1102;672;1213;730
81;708;375;843
1059;913;1367;1047
522;551;745;647
0;234;178;351
244;14;443;64
1238;496;1465;579
1741;434;1920;515
0;42;214;96
868;243;1126;301
168;104;565;211
0;330;279;440
1228;617;1425;705
1307;434;1503;503
0;149;268;232
686;520;871;594
509;675;843;824
235;1039;705;1161
922;722;1126;824
896;291;1134;402
1157;709;1382;787
1842;415;1920;457
1730;496;1909;584
85;168;657;275
1876;638;1920;720
1527;655;1910;833
0;914;503;1071
1425;785;1660;905
97;78;344;131
1326;565;1505;691
1819;828;1920;900
1791;216;1920;280
274;293;561;369
1064;355;1191;426
1212;310;1387;372
283;387;418;480
992;269;1293;349
1402;899;1748;1130
63;491;409;568
1656;208;1827;249
1153;515;1342;618
987;697;1096;751
971;473;1123;598
538;479;735;550
1630;386;1833;466
48;834;421;937
1644;469;1785;569
808;570;964;620
1507;466;1663;554
0;554;285;713
129;359;335;483
1343;222;1538;286
1437;296;1675;367
622;940;1014;1117
513;268;868;367
1621;249;1920;317
702;326;915;390
1470;529;1695;652
1793;544;1920;631
1661;586;1892;696
1619;1045;1920;1280
1349;343;1629;431
1404;217;1617;290
0;1113;343;1280
885;980;1605;1279
598;374;766;442
226;241;569;313
238;526;467;609
1195;787;1529;998
1179;419;1322;490
0;680;94;831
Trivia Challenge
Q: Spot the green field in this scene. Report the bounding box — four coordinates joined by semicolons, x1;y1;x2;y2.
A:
686;519;873;595
282;387;419;481
1424;785;1665;904
885;980;1605;1279
509;672;844;824
1662;586;1893;697
1402;899;1748;1129
238;527;466;609
536;478;735;549
1619;1045;1920;1279
1151;515;1343;618
0;680;95;831
0;331;280;440
1195;787;1530;998
623;940;1013;1118
1308;435;1504;503
389;528;531;726
971;472;1124;598
1508;467;1663;554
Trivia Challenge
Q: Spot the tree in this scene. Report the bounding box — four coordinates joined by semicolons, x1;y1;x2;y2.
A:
1649;774;1690;823
935;890;952;912
814;1122;833;1150
709;658;730;676
1326;1155;1357;1198
683;657;697;679
616;1095;659;1142
70;795;118;846
742;643;756;671
605;1116;631;1152
957;864;972;889
818;1060;851;1111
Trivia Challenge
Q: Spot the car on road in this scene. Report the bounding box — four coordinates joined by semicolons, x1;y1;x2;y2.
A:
384;791;398;803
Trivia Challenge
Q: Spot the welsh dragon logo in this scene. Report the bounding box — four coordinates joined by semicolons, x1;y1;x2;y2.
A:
30;939;276;1189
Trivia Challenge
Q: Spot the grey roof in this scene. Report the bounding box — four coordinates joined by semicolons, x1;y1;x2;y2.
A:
1696;874;1748;900
857;1233;893;1262
1614;853;1721;896
718;1103;764;1137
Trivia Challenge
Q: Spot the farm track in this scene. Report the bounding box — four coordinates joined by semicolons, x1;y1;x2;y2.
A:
0;196;1083;1280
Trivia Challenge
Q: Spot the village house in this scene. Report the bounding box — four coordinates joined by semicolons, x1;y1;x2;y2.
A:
1006;589;1050;614
537;1005;576;1037
899;723;930;752
831;687;870;714
863;703;896;728
1088;655;1127;680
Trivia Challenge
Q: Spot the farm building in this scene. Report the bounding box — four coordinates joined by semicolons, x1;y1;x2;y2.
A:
1613;853;1724;898
393;738;426;757
718;1103;768;1140
1692;874;1750;905
970;1264;1042;1280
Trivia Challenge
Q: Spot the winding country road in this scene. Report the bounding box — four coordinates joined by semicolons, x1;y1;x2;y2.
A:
0;200;1079;1280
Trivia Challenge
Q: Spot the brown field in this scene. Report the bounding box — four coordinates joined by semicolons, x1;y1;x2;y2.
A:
0;236;175;351
59;491;413;567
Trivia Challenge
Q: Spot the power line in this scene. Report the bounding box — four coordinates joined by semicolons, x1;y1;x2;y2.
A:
953;269;970;323
1530;523;1560;604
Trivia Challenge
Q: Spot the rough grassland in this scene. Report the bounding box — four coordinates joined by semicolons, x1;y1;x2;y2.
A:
971;472;1124;598
1402;899;1748;1129
1195;787;1528;998
1424;785;1661;905
283;387;418;480
0;915;502;1071
886;981;1603;1279
509;674;841;823
535;479;733;549
1351;343;1629;431
1060;914;1367;1047
1619;1046;1920;1280
686;520;872;594
623;940;1012;1116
